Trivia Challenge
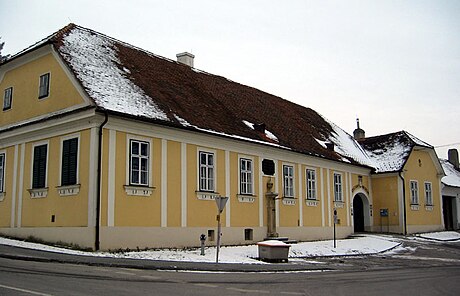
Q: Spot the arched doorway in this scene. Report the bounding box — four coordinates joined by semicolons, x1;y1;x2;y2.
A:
353;193;370;232
353;195;365;232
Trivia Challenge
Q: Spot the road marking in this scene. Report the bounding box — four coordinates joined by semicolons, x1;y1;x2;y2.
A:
227;287;270;293
115;271;136;276
194;283;219;288
281;292;305;295
0;284;53;296
140;275;162;280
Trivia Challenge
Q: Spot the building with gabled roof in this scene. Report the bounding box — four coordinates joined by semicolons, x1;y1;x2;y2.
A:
0;24;444;250
440;149;460;230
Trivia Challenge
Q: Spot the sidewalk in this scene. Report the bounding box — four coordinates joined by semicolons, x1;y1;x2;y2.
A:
0;232;458;272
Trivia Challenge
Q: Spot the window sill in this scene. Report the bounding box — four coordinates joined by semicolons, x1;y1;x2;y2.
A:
306;199;319;207
2;107;11;112
425;205;433;211
334;201;344;208
124;185;155;197
196;191;219;200
237;194;256;203
28;188;48;198
57;184;81;196
0;192;5;201
410;204;420;211
282;197;296;206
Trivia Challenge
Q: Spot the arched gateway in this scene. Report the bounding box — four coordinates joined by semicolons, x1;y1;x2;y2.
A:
353;193;371;232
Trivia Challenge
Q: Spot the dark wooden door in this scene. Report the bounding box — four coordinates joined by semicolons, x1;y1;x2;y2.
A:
353;195;365;232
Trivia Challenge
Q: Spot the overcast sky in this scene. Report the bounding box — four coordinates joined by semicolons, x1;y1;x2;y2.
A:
1;0;459;158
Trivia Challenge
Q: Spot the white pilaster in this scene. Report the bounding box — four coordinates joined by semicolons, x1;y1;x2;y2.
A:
88;127;98;227
321;168;325;227
327;168;331;227
258;156;264;227
298;164;303;227
16;144;25;228
161;139;167;227
10;145;18;227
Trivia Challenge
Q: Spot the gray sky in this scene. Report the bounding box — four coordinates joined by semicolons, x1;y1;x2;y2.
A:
1;0;459;158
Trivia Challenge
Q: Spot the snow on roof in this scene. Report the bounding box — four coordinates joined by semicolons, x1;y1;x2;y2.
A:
360;131;414;173
6;24;438;174
440;159;460;188
58;26;169;121
320;115;375;167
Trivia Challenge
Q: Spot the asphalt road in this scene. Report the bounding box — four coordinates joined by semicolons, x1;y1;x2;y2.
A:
0;256;459;295
0;236;459;295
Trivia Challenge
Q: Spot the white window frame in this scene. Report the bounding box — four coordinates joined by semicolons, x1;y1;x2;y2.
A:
333;172;343;202
239;156;254;195
3;87;12;110
198;149;216;192
0;151;5;193
283;164;295;198
306;168;317;200
59;133;81;186
129;140;150;186
424;182;433;206
38;72;50;99
410;180;419;205
125;135;153;187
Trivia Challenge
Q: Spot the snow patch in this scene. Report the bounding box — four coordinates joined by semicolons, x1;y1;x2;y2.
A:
242;120;279;142
59;27;169;121
418;231;460;241
440;159;460;188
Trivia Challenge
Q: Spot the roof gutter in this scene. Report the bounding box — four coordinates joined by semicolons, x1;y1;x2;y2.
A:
398;171;408;235
95;109;109;251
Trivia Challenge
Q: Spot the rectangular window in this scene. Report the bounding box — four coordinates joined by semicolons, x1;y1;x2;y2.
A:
39;73;50;99
130;140;149;186
199;151;215;192
0;153;5;192
306;169;316;200
61;138;78;186
32;144;48;189
410;181;419;204
425;182;433;206
334;173;343;202
240;158;253;195
283;165;294;198
3;87;12;110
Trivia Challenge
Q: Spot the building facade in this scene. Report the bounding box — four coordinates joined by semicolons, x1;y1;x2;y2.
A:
0;24;444;250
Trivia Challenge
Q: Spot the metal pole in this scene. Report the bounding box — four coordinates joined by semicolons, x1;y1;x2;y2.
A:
216;213;221;263
333;219;336;248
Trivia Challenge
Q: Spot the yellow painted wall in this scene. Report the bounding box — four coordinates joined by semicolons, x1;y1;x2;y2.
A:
167;140;181;227
21;130;91;227
229;152;259;227
114;132;162;227
404;150;442;226
278;162;299;227
371;175;400;227
302;166;323;227
100;129;110;227
186;144;228;227
0;146;16;227
1;53;86;127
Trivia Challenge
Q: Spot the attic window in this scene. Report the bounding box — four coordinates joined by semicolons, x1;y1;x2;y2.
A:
254;123;266;133
38;73;50;99
326;142;335;151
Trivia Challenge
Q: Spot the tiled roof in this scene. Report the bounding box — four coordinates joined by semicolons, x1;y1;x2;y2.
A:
359;131;432;173
440;159;460;188
48;24;371;165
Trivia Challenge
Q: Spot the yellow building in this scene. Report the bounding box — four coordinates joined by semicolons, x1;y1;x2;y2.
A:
0;24;444;250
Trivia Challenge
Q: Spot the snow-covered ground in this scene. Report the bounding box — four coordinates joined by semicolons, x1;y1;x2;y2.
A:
0;232;458;264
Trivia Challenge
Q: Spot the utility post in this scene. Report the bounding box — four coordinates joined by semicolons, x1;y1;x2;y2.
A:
215;196;229;263
333;208;338;248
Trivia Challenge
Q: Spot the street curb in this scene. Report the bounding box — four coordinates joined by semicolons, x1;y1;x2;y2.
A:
417;236;460;242
0;248;334;273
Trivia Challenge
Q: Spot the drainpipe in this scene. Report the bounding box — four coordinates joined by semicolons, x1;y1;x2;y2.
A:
399;172;407;235
95;110;109;251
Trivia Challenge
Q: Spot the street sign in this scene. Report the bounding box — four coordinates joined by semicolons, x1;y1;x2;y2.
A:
215;196;229;213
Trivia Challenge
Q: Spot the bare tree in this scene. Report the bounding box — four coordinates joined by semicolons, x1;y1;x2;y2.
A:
0;37;9;63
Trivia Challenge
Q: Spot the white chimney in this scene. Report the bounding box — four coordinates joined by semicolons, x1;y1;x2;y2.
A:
176;52;195;67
